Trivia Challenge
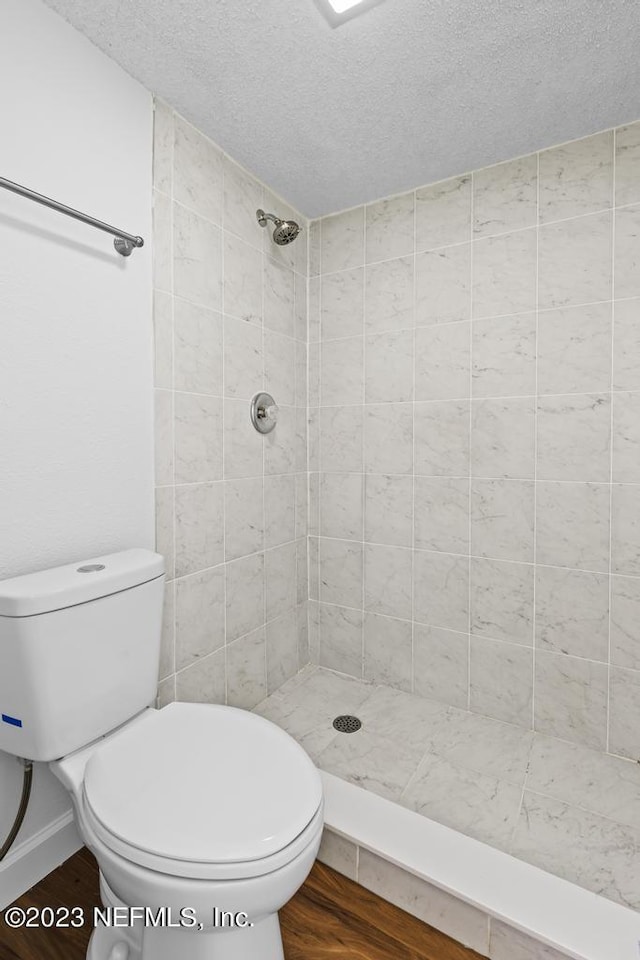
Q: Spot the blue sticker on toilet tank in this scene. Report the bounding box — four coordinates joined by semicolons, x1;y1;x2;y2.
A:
1;714;22;728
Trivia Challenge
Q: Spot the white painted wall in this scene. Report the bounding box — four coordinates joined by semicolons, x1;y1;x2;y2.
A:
0;0;153;901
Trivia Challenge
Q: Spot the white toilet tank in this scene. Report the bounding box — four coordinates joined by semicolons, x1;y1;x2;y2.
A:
0;549;164;762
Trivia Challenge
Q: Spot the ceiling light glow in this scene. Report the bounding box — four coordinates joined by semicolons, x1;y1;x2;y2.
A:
315;0;385;26
327;0;365;11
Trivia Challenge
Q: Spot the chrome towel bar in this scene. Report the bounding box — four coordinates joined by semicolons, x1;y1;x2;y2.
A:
0;176;144;257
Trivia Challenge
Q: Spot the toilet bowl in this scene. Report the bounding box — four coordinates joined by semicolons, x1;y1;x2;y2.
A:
0;550;324;960
52;701;324;960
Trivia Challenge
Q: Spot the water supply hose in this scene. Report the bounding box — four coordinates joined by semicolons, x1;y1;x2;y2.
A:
0;759;33;861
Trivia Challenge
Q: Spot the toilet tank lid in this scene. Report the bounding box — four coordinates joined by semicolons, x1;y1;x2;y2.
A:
0;550;164;618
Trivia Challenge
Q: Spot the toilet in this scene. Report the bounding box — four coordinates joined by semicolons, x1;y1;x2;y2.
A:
0;549;323;960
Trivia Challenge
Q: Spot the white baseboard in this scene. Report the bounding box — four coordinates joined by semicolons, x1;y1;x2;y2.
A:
0;811;82;909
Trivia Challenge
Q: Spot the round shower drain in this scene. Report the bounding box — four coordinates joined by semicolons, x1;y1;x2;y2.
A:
333;715;362;734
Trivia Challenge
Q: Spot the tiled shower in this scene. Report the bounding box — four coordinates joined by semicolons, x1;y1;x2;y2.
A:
307;124;640;761
151;99;640;945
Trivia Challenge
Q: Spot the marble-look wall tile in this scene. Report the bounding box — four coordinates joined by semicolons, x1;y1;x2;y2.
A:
321;336;363;405
319;472;363;541
363;612;412;691
413;624;469;709
538;131;613;223
175;566;225;669
225;552;265;643
471;314;536;398
226;627;267;709
471;479;534;562
414;476;469;554
266;609;299;692
414;400;469;476
175;482;224;576
173;203;223;311
152;191;172;293
319;537;363;608
536;481;610;572
538;211;612;309
154;390;174;486
223;316;263;400
535;566;609;661
415;175;471;251
265;475;296;549
173;299;223;395
364;474;413;547
364;403;413;474
153;290;173;389
155;486;175;579
364;543;412;620
365;330;414;403
416;244;471;326
358;849;489;953
414;551;469;632
611;483;640;575
173;115;223;224
174;393;223;483
537;302;612;395
224;477;264;561
365;192;414;263
473;155;537;238
471;397;535;479
159;583;175;680
320;405;363;473
223;156;263;247
490;918;586;960
472;228;537;319
265;541;297;621
471;558;534;646
317;830;358;881
223;398;263;479
321;206;364;273
609;666;640;760
470;636;533;727
611;575;640;670
263;255;294;338
223;234;262;323
536;394;611;482
613;391;640;482
365;256;414;333
154;101;307;711
321;268;364;340
153;100;173;196
614;203;640;300
534;651;608;749
318;602;363;676
311;117;640;754
415;322;470;401
613;298;640;391
175;648;225;704
616;121;640;207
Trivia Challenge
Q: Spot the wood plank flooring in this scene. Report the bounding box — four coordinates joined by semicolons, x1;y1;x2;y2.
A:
1;849;485;960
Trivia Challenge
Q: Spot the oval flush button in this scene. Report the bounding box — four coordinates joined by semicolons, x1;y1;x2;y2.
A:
77;564;106;573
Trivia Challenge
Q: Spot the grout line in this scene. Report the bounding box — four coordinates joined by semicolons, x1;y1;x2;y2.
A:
607;133;617;753
467;171;474;711
531;148;540;735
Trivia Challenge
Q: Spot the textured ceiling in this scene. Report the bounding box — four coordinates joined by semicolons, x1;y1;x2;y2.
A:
42;0;640;217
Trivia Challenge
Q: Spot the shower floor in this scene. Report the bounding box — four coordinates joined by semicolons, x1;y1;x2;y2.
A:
254;665;640;915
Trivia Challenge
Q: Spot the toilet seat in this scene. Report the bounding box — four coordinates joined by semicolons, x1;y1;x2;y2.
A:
81;702;323;880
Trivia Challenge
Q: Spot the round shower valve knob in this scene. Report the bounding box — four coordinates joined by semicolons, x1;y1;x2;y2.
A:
250;392;278;434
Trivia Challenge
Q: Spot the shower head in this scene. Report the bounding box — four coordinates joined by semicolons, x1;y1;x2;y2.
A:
256;209;301;245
